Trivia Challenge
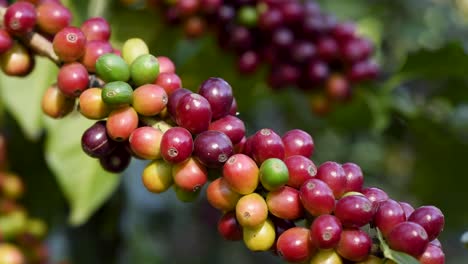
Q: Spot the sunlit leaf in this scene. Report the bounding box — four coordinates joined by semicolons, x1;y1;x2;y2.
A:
0;57;58;140
44;114;121;225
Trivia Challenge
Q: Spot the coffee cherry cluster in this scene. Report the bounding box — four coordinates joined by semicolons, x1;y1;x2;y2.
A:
2;1;445;263
0;134;48;264
144;0;379;114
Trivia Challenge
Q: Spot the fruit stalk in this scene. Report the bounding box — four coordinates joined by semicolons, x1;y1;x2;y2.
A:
0;6;60;64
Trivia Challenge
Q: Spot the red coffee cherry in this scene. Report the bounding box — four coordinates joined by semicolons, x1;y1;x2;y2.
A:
81;17;111;41
282;129;314;158
309;214;343;249
80;40;113;72
3;2;37;36
53;27;87;62
316;161;347;198
387;221;429;258
300;178;335;216
160;127;193;164
336;228;372;262
36;1;72;35
276;227;314;263
56;62;89;98
0;29;13;54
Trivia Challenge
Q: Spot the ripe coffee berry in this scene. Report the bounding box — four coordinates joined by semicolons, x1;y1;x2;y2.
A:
282;129;314;158
419;243;445;264
155;72;182;95
316;161;347;198
81;121;116;158
99;145;131;173
206;177;241;212
56;62;89;98
172;157;207;192
342;162;364;193
374;199;406;237
0;29;13;54
36;1;72;35
309;214;342;249
334;194;374;228
198;77;233;120
387;221;429;258
276;227;314;263
284;155;317;189
408;205;445;241
129;126;163;160
78;87;111;119
193;130;233;168
361;187;389;212
106;106;139;141
266;186;303;220
81;17;111;41
160;127;193;164
217;211;243;241
208;115;245;145
251;128;285;164
80;40;113;72
336;228;372;262
299;178;335;216
132;84;168;116
3;2;36;35
176;93;212;134
53;27;87;62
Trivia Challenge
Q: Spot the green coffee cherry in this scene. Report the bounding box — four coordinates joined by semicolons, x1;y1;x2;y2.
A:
102;81;133;105
130;54;160;86
95;53;130;82
259;158;289;191
122;38;149;65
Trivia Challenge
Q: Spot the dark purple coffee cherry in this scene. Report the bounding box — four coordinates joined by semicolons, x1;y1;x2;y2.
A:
198;77;233;120
167;88;192;121
193;130;234;168
99;145;132;173
81;121;116;158
176;93;212;134
208;115;245;145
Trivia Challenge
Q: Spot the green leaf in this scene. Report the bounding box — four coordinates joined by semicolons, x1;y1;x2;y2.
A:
377;229;420;264
44;114;121;226
399;42;468;79
0;57;58;140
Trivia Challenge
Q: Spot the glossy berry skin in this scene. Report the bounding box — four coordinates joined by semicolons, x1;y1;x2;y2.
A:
81;17;111;41
81;40;113;72
374;199;406;237
41;85;75;119
235;193;268;228
155;72;182;95
334;195;374;228
206;177;241;212
408;206;445;241
387;221;429;258
284;155;317;189
53;27;87;62
129;126;163;160
57;62;89;98
160;127;193;164
132;84;168;116
99;145;131;173
0;41;34;76
316;161;347;198
3;2;37;36
266;186;304;220
106;106;139;141
0;29;13;54
222;153;259;195
282;129;314;158
172;157;207;192
156;56;175;74
399;201;415;219
193;130;234;168
176;93;212;134
309;249;343;264
276;227;313;263
336;228;372;262
36;1;72;35
81;121;116;158
167;88;191;121
251;128;285;165
198;77;233;120
310;215;342;249
259;158;289;191
218;211;243;241
361;187;389;213
208;115;245;145
141;159;173;193
342;162;364;193
78;87;111;119
299;178;335;216
418;244;445;264
243;219;276;252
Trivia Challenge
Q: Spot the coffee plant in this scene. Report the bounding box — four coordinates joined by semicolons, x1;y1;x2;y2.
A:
0;0;467;263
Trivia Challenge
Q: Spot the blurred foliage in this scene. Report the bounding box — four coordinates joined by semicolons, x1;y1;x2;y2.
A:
0;0;468;263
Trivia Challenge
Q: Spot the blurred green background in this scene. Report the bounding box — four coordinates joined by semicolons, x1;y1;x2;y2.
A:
1;0;468;263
